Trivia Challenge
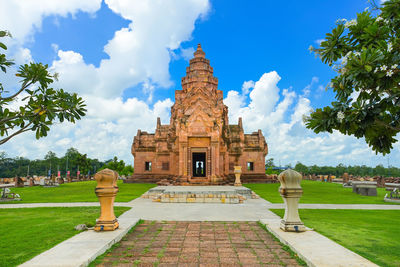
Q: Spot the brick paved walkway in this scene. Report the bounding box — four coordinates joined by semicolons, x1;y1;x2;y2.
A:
94;221;302;267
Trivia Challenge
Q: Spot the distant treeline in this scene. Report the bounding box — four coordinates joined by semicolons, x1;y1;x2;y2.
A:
293;162;400;177
0;148;133;178
265;158;400;177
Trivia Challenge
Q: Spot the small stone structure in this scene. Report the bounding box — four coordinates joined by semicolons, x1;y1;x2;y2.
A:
142;186;258;204
0;188;21;201
234;166;242;186
352;181;377;196
14;176;24;187
384;184;400;203
278;169;305;232
94;168;119;231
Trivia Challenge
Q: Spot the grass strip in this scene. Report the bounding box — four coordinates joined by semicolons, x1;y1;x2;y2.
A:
2;181;155;203
270;209;400;267
0;206;130;267
246;180;394;204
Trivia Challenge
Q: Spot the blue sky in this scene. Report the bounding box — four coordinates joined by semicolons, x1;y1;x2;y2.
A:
0;0;397;167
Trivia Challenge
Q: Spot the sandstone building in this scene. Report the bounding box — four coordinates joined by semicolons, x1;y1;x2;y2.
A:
128;44;269;185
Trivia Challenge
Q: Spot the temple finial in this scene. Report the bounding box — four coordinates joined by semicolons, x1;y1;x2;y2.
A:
194;43;205;58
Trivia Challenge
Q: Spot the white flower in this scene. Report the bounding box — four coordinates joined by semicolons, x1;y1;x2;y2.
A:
342;57;348;65
380;65;388;71
384;19;389;24
376;16;383;22
388;42;393;52
386;70;394;77
337;111;345;122
392;64;398;69
374;68;378;73
341;67;347;74
308;45;314;52
354;52;361;57
377;86;380;90
345;19;357;28
336;18;347;24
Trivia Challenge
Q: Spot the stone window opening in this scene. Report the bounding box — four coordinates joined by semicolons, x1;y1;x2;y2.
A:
145;162;152;171
162;162;169;171
247;162;254;171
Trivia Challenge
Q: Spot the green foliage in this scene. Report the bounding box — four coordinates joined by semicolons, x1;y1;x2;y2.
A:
3;180;155;203
0;207;129;267
0;30;86;145
99;156;134;176
245;180;394;204
271;209;400;267
306;0;400;155
0;148;104;178
293;161;400;177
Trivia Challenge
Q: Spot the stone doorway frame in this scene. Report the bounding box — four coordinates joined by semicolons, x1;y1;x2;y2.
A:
192;152;206;177
188;147;210;181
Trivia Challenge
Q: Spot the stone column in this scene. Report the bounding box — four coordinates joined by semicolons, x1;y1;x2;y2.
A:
278;169;305;232
234;166;242;186
207;147;211;178
94;169;119;231
187;147;191;178
342;172;349;184
14;176;24;187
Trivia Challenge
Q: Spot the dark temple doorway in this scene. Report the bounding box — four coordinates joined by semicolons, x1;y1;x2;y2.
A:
192;152;206;177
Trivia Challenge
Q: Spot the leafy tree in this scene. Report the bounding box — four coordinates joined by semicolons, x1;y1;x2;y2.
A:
294;162;308;174
100;156;133;176
306;0;400;155
0;30;86;145
265;158;275;168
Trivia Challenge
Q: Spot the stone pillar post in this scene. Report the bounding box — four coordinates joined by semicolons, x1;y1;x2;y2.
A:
278;169;305;232
234;166;242;186
14;176;24;187
342;172;349;184
94;169;119;231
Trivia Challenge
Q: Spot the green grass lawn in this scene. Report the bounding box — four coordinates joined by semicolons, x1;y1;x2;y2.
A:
2;181;155;203
271;209;400;267
0;207;130;267
246;180;393;204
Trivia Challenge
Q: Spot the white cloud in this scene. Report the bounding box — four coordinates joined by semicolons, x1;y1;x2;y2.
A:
180;47;195;61
0;0;102;44
0;0;209;164
1;94;173;163
48;0;210;99
224;71;395;167
314;39;325;45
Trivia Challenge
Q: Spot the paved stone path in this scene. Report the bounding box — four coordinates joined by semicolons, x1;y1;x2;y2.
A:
94;221;302;267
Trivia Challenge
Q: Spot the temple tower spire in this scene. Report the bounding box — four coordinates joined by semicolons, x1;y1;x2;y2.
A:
181;43;218;92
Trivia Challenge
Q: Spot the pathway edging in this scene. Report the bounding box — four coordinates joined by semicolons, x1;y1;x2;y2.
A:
259;219;378;267
19;212;140;267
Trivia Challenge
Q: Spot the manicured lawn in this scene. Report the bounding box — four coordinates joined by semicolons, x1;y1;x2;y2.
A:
0;207;130;267
271;209;400;267
2;181;155;203
246;180;392;204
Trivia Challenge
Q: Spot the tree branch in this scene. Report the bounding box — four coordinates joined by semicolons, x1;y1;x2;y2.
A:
374;119;400;132
0;81;33;101
0;121;33;145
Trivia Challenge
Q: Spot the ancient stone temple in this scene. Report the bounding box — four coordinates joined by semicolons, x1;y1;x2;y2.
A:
128;44;270;185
